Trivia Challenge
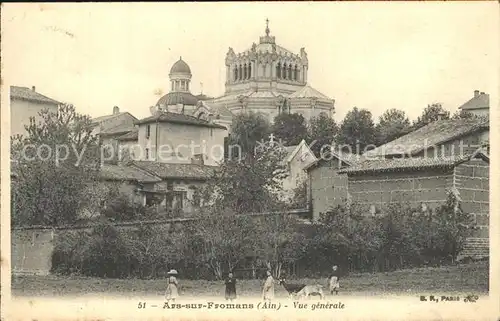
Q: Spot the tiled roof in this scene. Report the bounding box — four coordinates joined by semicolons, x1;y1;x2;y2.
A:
459;93;489;111
304;150;362;171
92;112;138;125
99;164;161;183
131;161;217;180
100;123;136;136
288;84;331;100
338;152;488;175
10;86;61;105
116;130;138;141
365;118;489;158
135;112;227;129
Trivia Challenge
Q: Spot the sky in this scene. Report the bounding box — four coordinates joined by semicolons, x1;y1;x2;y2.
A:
2;2;498;122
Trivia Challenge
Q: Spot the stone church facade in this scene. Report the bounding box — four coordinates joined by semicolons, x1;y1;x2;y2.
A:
153;20;335;125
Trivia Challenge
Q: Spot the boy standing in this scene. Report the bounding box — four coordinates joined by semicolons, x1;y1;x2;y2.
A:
329;265;340;295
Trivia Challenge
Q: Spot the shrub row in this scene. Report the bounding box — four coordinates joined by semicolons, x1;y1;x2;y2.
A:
51;193;473;279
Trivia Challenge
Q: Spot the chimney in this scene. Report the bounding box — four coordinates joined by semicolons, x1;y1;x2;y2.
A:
31;86;36;92
474;90;480;98
113;106;120;115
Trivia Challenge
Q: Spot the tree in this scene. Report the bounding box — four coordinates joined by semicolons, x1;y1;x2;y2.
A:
228;112;271;157
451;109;488;122
336;107;377;154
307;112;338;157
11;104;101;226
375;109;411;145
412;103;450;130
271;113;308;146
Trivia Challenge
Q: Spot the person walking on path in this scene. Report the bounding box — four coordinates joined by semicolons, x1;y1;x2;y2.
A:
224;272;237;301
329;265;340;295
165;269;179;302
262;270;275;301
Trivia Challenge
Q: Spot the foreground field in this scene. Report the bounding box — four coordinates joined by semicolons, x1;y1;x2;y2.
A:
12;261;488;297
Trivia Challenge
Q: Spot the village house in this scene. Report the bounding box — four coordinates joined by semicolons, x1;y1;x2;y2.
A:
305;150;361;220
134;111;227;166
278;139;317;201
10;86;61;137
338;150;489;259
458;90;490;119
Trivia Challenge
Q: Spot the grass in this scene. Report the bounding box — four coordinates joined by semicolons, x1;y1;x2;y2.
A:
11;261;488;297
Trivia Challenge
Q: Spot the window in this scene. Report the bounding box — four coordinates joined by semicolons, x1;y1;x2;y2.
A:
146;125;151;139
210;128;213;137
145;148;149;160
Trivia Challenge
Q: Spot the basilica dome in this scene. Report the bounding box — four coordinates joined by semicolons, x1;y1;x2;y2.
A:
170;57;191;75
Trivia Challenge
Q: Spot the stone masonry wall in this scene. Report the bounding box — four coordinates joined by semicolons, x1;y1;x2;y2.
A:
348;169;454;213
454;159;489;238
309;159;348;221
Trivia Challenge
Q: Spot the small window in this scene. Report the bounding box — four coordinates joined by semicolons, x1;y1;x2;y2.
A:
146;125;151;139
145;148;149;160
210;128;213;137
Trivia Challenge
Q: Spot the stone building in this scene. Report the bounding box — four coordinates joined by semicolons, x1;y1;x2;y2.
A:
134;112;227;166
305;151;360;220
338;151;489;259
278;139;317;201
458;90;490;119
207;20;335;123
10;86;61;137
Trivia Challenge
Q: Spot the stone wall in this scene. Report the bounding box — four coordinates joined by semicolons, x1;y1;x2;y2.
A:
11;229;55;275
11;209;310;276
309;159;348;221
454;159;489;238
348;169;454;213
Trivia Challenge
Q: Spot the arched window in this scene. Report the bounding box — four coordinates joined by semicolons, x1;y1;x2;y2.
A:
243;63;247;79
288;64;292;80
283;64;288;79
238;65;242;81
248;63;252;79
276;63;281;79
294;65;298;81
171;81;174;91
234;67;238;81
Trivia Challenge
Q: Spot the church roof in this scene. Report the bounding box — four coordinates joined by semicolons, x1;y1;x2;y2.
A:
156;92;199;106
10;86;61;105
170;57;191;75
135;111;227;129
288;85;331;100
197;101;233;118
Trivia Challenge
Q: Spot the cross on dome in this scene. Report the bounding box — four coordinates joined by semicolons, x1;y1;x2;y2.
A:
265;18;270;36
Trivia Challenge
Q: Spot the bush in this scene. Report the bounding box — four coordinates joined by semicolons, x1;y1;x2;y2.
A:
51;192;473;278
